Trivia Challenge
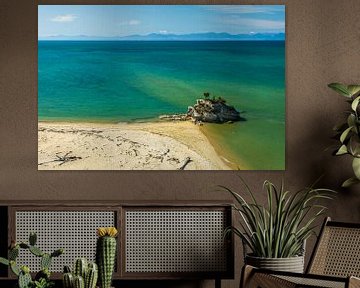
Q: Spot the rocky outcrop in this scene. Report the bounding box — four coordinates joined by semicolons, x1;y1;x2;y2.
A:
186;98;241;123
159;114;189;121
159;93;241;124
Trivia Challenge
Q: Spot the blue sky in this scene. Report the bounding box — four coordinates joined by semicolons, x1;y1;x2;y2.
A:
38;5;285;38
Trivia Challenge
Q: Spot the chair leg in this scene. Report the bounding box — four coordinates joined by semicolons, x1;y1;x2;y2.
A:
240;265;255;288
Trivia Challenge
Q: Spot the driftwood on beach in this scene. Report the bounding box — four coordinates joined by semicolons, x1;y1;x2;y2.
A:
38;122;232;170
38;151;82;166
179;157;192;170
159;93;241;124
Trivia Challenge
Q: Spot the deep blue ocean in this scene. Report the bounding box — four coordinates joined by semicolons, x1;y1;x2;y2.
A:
38;41;285;169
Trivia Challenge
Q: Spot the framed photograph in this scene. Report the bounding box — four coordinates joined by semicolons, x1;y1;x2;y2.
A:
38;5;285;170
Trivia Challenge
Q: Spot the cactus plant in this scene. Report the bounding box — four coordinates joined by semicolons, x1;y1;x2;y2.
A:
74;258;88;279
64;265;72;273
10;260;21;276
85;263;98;288
9;247;19;260
29;246;44;257
51;249;64;258
19;268;32;288
0;257;9;266
0;232;63;288
41;254;52;270
35;268;51;282
96;227;118;288
74;275;85;288
29;232;37;246
63;272;74;288
63;259;98;288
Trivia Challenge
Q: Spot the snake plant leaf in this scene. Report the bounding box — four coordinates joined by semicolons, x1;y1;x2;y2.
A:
328;83;352;97
352;157;360;179
340;127;353;143
223;179;335;258
351;96;360;111
336;144;348;155
342;177;360;188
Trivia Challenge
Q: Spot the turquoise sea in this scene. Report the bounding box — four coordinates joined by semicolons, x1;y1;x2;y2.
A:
38;40;285;170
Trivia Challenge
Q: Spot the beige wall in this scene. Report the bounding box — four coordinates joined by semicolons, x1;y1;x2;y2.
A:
1;0;360;287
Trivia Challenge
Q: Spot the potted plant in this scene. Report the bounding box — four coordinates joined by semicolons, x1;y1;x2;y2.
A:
222;179;334;273
0;232;64;288
61;227;118;288
62;258;98;288
96;227;118;288
328;83;360;187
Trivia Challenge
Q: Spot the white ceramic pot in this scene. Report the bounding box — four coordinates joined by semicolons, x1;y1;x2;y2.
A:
245;254;305;273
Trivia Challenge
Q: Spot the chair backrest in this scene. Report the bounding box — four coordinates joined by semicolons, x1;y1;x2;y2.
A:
307;217;360;277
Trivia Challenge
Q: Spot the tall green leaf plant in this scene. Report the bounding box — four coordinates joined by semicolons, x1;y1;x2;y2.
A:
328;83;360;187
222;179;334;258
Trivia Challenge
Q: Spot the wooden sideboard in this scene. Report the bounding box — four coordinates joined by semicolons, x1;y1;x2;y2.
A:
0;201;234;288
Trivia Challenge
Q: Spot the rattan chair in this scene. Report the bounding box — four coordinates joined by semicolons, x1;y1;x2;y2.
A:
241;217;360;288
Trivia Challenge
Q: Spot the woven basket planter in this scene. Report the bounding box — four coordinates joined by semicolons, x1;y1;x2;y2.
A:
245;254;305;273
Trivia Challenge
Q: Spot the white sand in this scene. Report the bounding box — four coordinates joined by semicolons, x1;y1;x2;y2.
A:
38;121;231;170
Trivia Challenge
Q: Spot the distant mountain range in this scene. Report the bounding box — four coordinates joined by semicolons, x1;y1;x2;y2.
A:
38;32;285;41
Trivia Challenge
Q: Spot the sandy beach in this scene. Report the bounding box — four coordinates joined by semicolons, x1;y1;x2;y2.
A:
38;121;231;170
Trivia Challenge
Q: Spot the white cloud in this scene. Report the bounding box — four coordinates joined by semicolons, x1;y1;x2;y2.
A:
129;19;141;25
223;18;285;31
206;5;284;15
159;30;168;34
120;20;141;26
248;19;284;30
204;5;285;33
51;14;77;22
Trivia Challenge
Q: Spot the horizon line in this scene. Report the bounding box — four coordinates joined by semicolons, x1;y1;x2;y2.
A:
38;39;285;42
38;31;285;38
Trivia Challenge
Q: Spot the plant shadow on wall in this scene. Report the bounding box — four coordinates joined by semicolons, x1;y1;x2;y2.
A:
220;178;336;273
328;83;360;187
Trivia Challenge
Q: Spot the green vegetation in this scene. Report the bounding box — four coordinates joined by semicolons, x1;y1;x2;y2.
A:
203;92;227;104
96;227;118;288
0;232;63;288
328;83;360;187
222;179;334;258
62;258;98;288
